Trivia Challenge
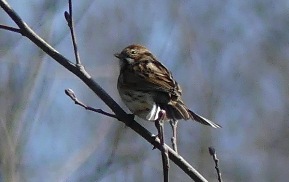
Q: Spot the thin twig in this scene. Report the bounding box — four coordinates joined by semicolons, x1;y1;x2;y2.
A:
169;120;178;153
209;147;222;182
65;89;118;119
64;0;81;65
155;111;169;182
0;24;21;33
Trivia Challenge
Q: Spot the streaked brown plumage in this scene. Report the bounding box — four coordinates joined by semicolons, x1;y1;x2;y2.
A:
115;44;221;128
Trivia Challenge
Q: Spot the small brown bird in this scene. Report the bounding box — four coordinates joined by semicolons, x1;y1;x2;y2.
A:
115;44;221;128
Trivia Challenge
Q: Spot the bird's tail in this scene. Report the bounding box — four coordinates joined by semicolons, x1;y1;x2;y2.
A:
157;100;221;128
188;109;221;128
165;100;221;128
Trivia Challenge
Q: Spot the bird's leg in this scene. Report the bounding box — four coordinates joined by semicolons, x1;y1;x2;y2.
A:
154;110;169;181
154;110;166;146
169;120;178;153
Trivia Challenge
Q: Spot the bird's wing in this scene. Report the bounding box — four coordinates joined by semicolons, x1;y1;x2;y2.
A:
121;60;182;97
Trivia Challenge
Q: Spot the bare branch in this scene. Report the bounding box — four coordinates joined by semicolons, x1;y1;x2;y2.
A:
209;147;223;182
64;0;81;65
0;24;21;33
65;89;118;119
169;120;178;153
155;111;169;182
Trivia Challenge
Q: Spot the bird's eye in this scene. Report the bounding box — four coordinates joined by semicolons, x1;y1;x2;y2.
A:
131;50;136;55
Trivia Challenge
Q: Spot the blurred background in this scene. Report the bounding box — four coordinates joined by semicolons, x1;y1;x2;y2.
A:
0;0;289;181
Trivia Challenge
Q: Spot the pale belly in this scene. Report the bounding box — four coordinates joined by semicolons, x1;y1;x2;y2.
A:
118;89;155;120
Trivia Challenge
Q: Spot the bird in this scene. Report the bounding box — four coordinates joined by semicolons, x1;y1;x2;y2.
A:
114;44;221;128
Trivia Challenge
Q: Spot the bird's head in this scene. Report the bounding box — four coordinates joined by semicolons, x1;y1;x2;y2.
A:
114;44;157;69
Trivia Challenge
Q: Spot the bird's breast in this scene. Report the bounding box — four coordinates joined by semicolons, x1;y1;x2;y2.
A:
118;87;155;120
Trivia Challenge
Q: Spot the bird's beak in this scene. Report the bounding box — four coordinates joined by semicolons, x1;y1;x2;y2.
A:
114;53;121;59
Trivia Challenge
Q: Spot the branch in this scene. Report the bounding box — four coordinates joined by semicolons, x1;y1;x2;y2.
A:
0;24;20;33
64;0;81;65
65;89;118;119
169;120;178;153
209;147;223;182
0;1;208;181
155;111;169;182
